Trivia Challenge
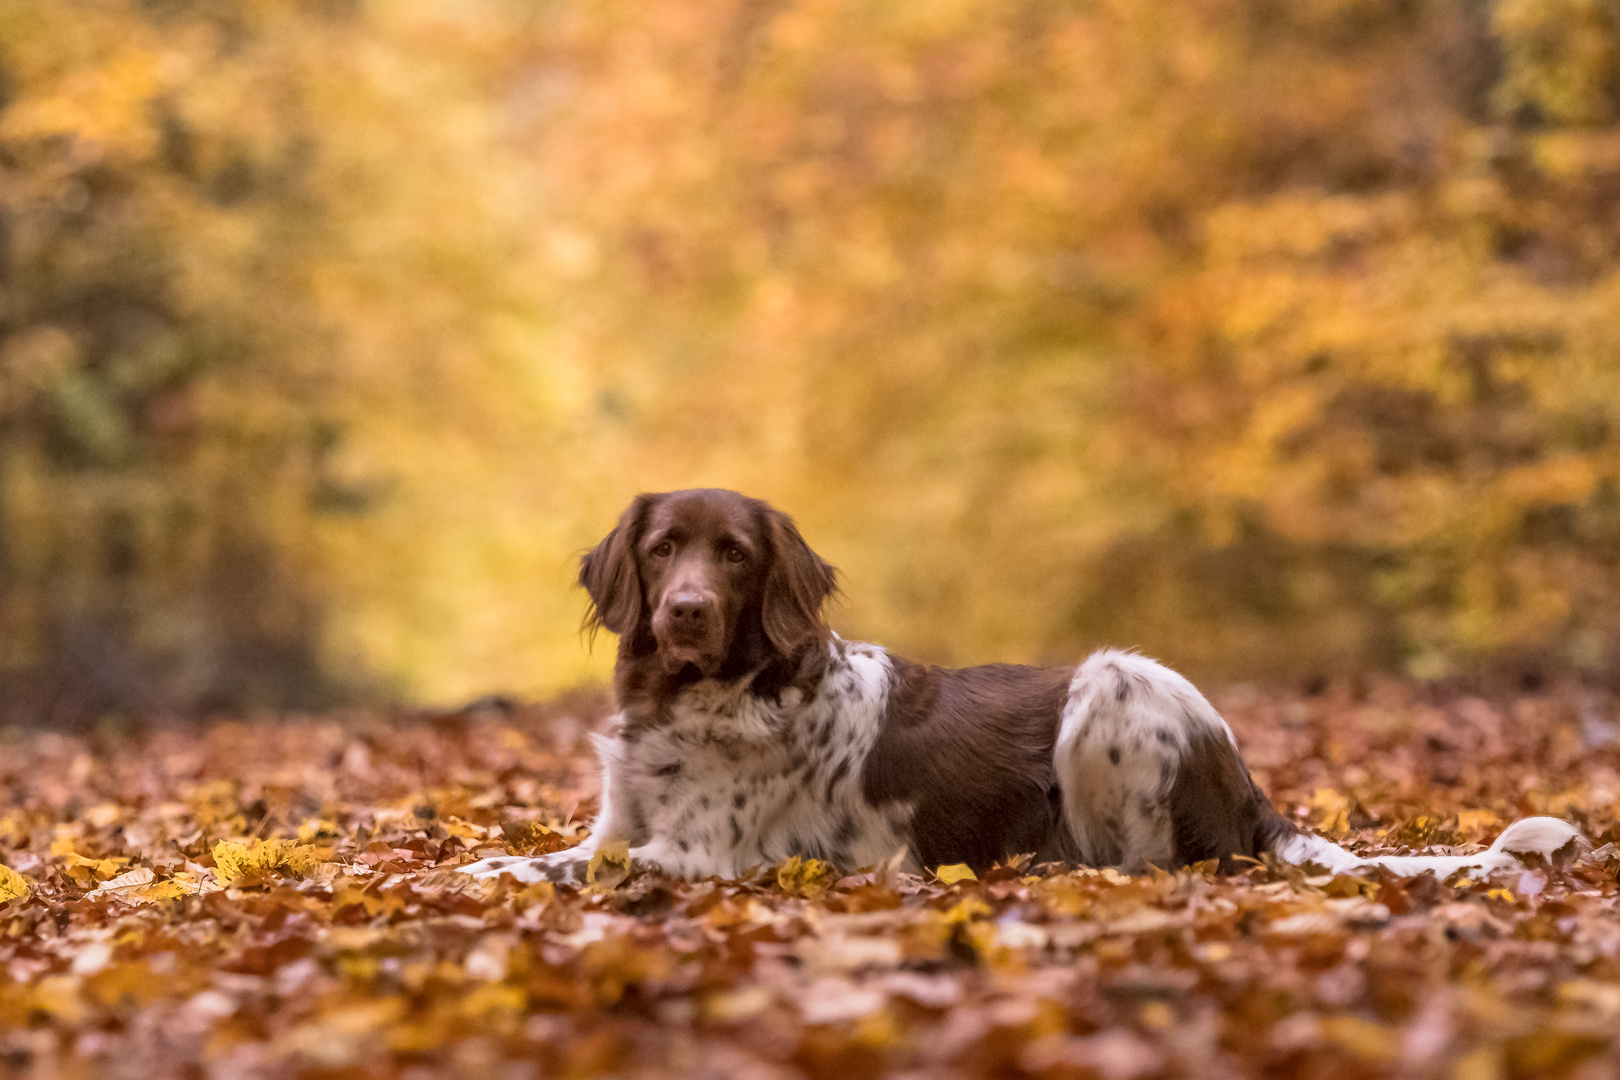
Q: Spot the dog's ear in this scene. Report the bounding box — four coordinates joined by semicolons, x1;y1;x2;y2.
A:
580;495;652;638
760;507;837;655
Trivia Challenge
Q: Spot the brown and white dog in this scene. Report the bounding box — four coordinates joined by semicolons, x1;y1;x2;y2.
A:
464;488;1580;884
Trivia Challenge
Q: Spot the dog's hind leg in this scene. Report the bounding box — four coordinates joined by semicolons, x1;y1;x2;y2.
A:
1053;650;1587;878
1053;650;1287;873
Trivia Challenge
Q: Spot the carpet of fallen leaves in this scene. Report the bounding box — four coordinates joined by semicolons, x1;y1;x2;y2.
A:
3;680;1620;1080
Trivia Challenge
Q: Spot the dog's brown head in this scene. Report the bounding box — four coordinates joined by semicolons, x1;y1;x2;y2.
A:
580;489;837;688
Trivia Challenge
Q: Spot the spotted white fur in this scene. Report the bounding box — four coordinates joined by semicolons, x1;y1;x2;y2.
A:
463;638;913;883
1053;649;1236;871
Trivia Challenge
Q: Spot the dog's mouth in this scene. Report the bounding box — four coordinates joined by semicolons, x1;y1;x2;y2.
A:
650;600;727;677
657;639;723;677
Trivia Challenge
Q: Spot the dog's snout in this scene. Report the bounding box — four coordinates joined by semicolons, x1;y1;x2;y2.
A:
666;593;712;625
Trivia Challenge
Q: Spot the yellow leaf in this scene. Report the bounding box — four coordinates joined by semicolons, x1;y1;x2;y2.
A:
457;983;526;1021
515;881;556;907
587;840;631;889
211;841;250;883
132;879;196;902
1309;788;1350;834
444;815;488;841
1453;1048;1501;1080
1319;1015;1399;1063
86;868;200;904
1456;809;1500;839
29;975;84;1024
212;838;330;884
0;864;33;902
1498;456;1596;508
0;814;27;848
934;863;977;885
187;780;241;829
776;855;837;898
333;885;405;918
84;803;122;829
62;852;130;883
855;1009;901;1048
705;986;774;1022
944;896;992;925
297;818;341;843
1033;875;1093;918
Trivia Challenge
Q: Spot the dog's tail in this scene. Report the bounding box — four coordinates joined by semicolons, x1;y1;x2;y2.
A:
1273;815;1586;878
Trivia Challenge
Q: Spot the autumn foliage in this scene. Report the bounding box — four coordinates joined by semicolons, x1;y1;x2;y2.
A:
4;1;1620;716
0;685;1614;1077
9;5;1620;1076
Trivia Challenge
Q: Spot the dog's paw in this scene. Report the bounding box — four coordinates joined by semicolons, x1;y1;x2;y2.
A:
460;849;590;885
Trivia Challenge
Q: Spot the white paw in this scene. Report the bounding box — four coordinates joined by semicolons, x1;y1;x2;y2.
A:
460;849;590;884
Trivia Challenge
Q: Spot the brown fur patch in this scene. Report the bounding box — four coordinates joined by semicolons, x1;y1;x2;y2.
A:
863;658;1072;872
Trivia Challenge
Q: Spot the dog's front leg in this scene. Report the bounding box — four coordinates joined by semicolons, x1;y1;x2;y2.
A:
460;845;595;885
461;728;642;885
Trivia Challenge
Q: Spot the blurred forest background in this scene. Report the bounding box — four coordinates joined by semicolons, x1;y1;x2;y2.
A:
4;0;1620;723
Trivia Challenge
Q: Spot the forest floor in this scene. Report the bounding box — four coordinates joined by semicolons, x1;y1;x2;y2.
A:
0;678;1617;1080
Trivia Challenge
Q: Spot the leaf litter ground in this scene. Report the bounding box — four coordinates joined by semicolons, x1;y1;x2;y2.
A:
2;680;1620;1080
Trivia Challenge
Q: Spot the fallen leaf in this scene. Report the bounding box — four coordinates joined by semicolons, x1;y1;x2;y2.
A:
1310;787;1351;834
587;840;631;889
777;855;838;898
0;863;32;902
61;852;131;885
212;838;330;883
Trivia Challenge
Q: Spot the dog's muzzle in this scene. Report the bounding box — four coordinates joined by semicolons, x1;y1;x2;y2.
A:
652;591;725;675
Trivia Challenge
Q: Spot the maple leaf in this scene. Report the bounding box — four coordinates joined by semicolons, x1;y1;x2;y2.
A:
933;863;978;885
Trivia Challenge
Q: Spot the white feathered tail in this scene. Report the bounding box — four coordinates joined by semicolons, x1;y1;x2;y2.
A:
1274;815;1586;877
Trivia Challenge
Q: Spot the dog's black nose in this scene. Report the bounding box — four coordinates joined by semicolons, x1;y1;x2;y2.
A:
667;594;711;624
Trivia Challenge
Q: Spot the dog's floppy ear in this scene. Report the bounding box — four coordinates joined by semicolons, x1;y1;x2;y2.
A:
580;495;653;638
760;507;838;655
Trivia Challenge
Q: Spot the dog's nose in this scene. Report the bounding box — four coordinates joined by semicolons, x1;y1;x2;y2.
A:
667;594;712;625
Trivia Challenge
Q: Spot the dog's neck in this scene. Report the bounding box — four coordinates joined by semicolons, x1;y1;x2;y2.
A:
613;625;832;724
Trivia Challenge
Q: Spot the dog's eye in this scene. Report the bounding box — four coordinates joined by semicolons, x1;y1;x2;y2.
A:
725;546;746;563
651;541;674;558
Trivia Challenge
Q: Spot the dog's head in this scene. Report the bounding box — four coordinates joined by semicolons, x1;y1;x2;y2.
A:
579;489;837;680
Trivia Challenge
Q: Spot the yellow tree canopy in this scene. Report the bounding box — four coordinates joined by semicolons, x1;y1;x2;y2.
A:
2;0;1618;714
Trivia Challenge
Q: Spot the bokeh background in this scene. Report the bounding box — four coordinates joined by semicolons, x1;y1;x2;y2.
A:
4;0;1620;723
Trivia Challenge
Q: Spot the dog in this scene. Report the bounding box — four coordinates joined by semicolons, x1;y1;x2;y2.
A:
464;488;1581;885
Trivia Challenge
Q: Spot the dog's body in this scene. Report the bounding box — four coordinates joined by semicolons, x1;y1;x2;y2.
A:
466;489;1580;885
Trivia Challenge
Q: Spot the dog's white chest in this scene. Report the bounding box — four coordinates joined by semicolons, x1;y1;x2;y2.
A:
603;642;913;877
